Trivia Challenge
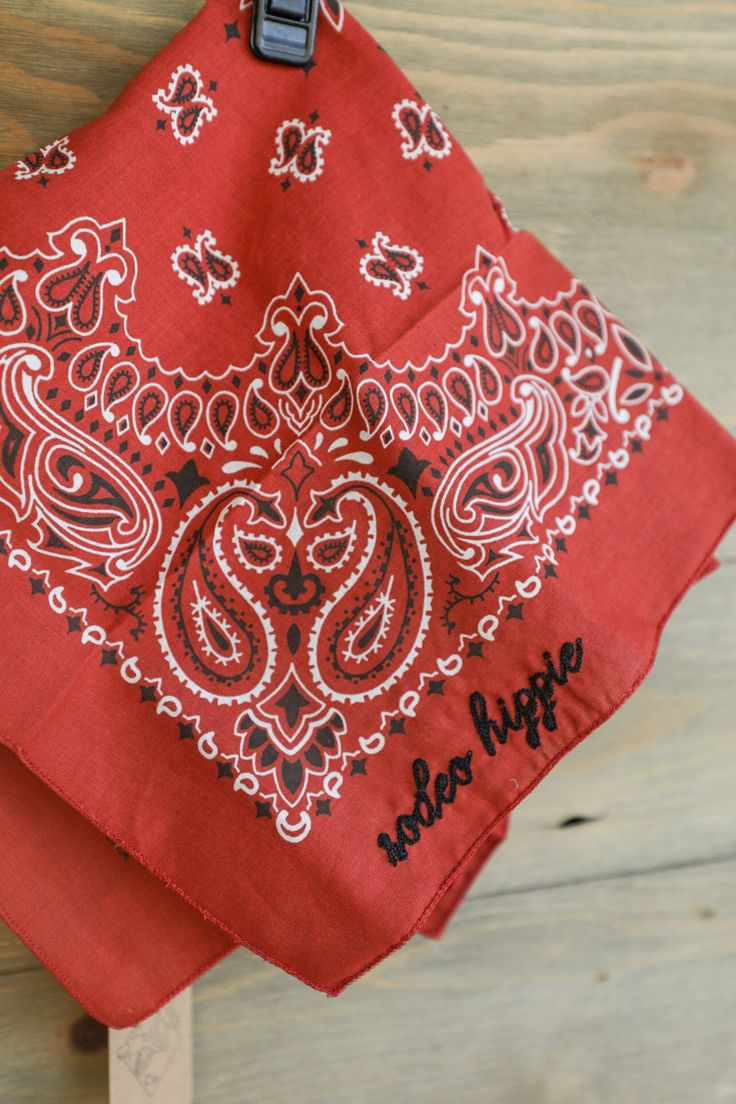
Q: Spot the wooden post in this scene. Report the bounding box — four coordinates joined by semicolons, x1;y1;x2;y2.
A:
109;987;193;1104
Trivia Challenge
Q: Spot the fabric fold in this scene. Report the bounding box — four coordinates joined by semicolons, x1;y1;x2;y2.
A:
0;745;234;1028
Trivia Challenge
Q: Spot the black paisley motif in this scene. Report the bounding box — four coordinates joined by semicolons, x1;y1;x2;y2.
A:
208;394;236;441
305;478;431;700
0;401;25;481
170;72;198;103
419;383;446;433
70;345;110;390
155;487;282;701
357;381;386;435
445;369;474;417
272;321;330;393
136;387;165;430
39;261;103;333
51;454;133;523
244;380;278;437
36;228;127;336
392;385;417;433
321;372;352;429
104;365;137;408
484;287;524;356
0;274;25;333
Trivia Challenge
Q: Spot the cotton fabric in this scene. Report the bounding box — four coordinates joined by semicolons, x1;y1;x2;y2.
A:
0;0;734;1027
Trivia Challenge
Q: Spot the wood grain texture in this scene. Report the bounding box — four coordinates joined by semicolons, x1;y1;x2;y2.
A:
189;859;736;1104
4;858;735;1104
0;0;734;1100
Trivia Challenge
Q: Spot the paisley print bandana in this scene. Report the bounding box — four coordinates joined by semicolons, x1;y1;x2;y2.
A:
0;0;734;1029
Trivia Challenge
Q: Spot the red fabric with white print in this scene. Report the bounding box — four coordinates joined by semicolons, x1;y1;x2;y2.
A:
0;0;734;1027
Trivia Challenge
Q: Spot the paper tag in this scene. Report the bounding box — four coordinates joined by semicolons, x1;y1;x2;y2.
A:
109;987;193;1104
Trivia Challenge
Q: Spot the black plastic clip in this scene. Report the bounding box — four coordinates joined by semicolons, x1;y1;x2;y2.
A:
251;0;319;66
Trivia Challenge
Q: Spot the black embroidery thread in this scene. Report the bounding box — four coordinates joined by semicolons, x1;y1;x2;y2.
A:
469;637;583;755
376;638;584;866
377;752;474;867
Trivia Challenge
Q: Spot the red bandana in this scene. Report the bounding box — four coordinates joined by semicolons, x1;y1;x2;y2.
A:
1;0;734;1028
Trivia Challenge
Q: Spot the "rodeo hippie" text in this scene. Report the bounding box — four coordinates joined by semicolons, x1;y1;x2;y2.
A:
376;638;584;867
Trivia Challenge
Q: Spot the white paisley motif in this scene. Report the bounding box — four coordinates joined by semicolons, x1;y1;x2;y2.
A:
152;481;279;706
319;0;345;32
37;224;129;336
305;470;433;705
152;65;217;146
15;136;76;181
269;118;332;183
359;232;424;301
392;98;452;161
431;376;569;578
0;345;160;586
171;230;240;306
0;270;28;336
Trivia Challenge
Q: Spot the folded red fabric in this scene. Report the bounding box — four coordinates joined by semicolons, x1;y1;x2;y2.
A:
0;0;734;1028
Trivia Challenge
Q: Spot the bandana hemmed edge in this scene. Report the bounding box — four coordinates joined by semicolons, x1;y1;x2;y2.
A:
0;741;237;1029
330;498;736;993
0;494;733;1025
0;886;234;1031
418;813;512;940
417;546;721;940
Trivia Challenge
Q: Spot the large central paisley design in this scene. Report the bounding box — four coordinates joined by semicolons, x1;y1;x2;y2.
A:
153;446;433;805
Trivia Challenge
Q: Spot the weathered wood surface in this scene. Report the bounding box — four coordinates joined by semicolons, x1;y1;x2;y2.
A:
0;1;734;1101
3;856;736;1103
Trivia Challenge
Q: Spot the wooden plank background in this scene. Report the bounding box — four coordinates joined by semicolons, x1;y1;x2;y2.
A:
0;1;734;1101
